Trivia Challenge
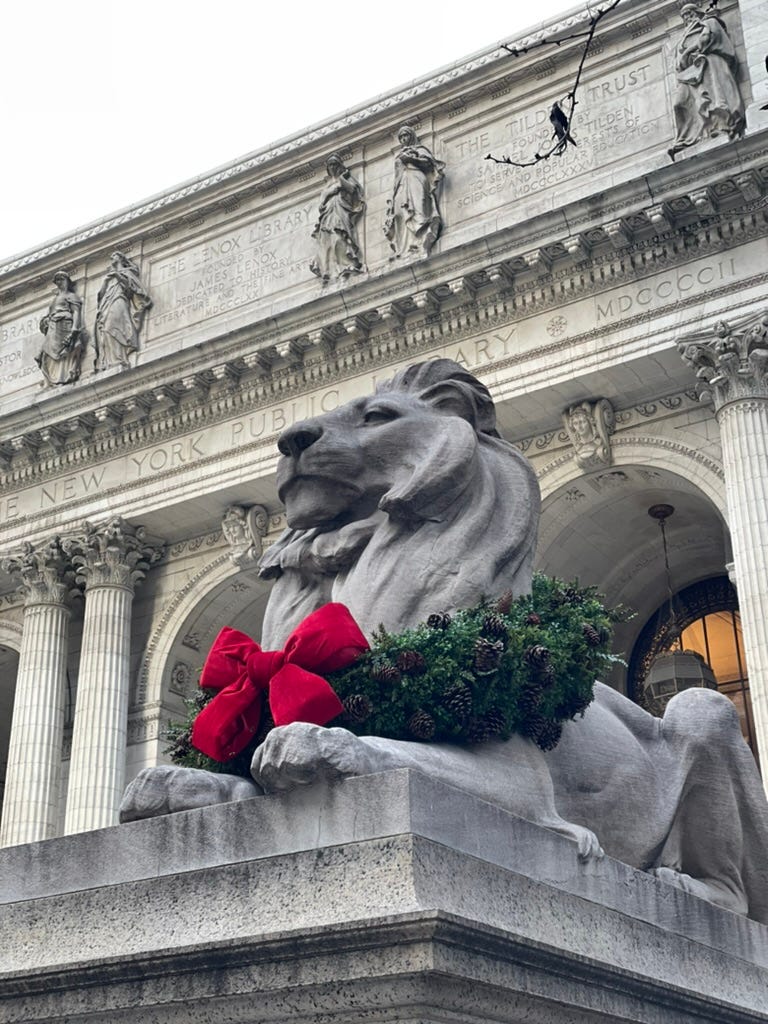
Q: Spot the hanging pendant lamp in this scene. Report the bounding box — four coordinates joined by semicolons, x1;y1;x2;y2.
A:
642;504;717;716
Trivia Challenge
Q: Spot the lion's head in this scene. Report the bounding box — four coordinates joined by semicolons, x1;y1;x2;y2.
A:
259;360;539;645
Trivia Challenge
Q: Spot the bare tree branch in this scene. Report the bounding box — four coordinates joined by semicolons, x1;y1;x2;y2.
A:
486;0;623;169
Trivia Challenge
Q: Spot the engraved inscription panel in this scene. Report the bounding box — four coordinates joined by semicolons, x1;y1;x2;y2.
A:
0;312;41;400
448;55;671;217
147;204;315;340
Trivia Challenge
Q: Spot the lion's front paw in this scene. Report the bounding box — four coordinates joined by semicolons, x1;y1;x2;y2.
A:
574;825;605;862
119;765;261;822
251;723;365;793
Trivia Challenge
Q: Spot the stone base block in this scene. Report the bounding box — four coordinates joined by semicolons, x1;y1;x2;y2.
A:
1;769;767;1022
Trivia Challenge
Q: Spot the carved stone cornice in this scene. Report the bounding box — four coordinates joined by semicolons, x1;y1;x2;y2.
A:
0;1;627;284
63;517;164;592
679;310;768;411
0;536;77;608
1;189;766;494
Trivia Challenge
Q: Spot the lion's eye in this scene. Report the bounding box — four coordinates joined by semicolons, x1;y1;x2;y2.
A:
363;406;399;425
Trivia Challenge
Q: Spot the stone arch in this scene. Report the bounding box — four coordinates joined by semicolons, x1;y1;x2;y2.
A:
538;433;726;516
535;438;729;695
0;620;22;653
135;552;274;709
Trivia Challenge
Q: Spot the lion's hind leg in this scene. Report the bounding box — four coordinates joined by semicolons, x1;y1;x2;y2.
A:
653;688;752;915
650;866;748;915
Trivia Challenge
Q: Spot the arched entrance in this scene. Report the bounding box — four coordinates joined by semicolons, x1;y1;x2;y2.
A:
629;576;756;753
536;463;731;695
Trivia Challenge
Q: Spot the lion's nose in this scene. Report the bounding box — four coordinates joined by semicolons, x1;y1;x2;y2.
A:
278;420;323;458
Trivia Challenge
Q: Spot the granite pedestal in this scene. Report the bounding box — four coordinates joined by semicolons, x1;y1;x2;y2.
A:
2;769;767;1023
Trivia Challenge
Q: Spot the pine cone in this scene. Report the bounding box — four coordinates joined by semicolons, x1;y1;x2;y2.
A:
408;709;436;740
525;612;542;626
582;623;601;647
343;694;372;724
520;710;547;740
517;683;543;718
169;735;192;760
524;644;550;668
538;662;556;688
442;682;473;720
397;650;427;674
482;613;508;639
484;706;507;736
370;662;402;684
563;584;583;606
495;590;515;614
533;719;563;752
467;716;492;744
427;612;452;630
474;637;504;673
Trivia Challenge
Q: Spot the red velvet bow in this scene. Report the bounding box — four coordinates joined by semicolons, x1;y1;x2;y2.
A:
191;603;369;761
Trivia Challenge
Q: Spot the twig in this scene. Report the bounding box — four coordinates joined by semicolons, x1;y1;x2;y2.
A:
486;0;623;169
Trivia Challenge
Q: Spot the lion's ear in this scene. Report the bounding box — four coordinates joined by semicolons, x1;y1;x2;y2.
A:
419;380;479;427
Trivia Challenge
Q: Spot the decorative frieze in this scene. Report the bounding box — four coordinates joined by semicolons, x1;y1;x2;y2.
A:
0;191;765;507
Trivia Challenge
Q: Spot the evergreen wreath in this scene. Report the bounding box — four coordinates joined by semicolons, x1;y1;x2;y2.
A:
166;573;628;778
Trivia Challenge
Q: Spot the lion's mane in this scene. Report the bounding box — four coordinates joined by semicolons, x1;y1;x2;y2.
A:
259;359;539;646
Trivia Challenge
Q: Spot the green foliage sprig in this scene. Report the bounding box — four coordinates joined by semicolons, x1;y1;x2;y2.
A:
166;573;627;778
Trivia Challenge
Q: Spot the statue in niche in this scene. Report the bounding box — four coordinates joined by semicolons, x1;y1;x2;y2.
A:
36;271;84;387
384;125;445;260
668;4;744;161
121;360;768;924
309;154;366;284
94;251;152;371
563;398;615;470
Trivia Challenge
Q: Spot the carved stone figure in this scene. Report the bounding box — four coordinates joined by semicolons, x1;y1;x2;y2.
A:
310;155;366;283
669;4;745;161
563;398;615;469
384;126;445;260
121;360;768;924
36;271;84;387
221;504;268;568
94;251;152;371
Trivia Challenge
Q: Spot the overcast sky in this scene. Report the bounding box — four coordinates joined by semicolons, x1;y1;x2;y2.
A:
2;0;576;261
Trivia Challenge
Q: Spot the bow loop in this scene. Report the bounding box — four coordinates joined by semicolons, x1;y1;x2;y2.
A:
191;603;368;762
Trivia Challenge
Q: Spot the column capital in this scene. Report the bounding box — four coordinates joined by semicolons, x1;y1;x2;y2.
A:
678;310;768;412
1;536;77;608
63;517;164;592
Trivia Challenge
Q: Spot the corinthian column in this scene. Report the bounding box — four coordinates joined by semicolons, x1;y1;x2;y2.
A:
680;311;768;780
63;518;163;834
0;538;75;847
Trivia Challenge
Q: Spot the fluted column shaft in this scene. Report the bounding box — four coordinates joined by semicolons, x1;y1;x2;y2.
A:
717;400;768;771
680;311;768;786
63;518;162;835
0;541;73;847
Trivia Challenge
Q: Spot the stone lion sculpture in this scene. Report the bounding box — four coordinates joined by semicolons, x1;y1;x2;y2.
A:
122;359;768;924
